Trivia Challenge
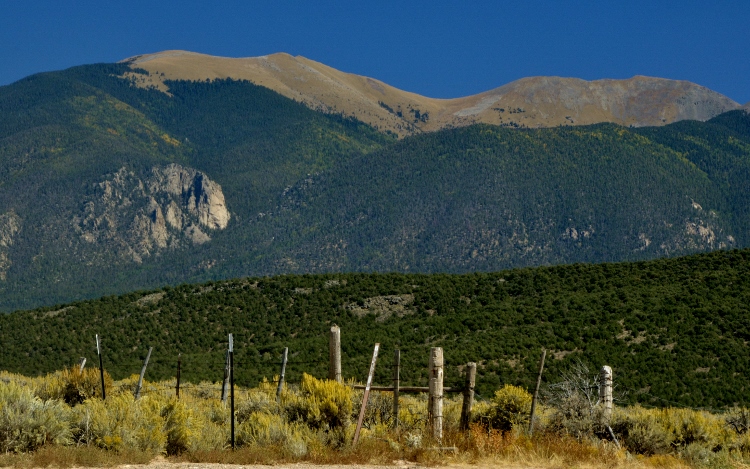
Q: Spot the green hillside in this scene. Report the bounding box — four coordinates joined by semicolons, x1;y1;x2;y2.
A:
3;249;750;408
634;111;750;245
259;120;744;272
0;63;749;310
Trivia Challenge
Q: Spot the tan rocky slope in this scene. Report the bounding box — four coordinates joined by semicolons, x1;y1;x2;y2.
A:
124;50;740;137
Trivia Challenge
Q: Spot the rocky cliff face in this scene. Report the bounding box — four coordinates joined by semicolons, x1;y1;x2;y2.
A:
0;212;21;280
74;164;229;263
147;164;230;230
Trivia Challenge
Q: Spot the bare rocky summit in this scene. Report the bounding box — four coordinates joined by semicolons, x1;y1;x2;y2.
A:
74;164;230;263
455;76;739;128
123;50;740;137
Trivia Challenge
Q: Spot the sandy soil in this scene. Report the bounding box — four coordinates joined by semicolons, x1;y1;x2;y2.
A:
111;462;535;469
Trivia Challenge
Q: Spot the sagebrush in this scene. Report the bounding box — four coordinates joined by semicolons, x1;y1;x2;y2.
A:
0;367;749;468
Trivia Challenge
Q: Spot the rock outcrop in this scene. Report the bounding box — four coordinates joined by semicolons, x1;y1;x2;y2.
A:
74;164;230;263
148;165;230;230
0;212;21;280
345;294;415;321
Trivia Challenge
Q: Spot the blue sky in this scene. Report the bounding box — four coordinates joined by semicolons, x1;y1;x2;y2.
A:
2;1;748;103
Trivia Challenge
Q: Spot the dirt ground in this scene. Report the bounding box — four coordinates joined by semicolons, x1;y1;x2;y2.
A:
112;462;535;469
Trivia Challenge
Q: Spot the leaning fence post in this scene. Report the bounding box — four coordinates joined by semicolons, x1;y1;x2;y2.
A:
329;325;342;383
428;347;444;441
460;362;476;430
528;349;546;434
78;357;86;372
600;366;613;421
353;343;380;445
393;348;400;429
96;334;106;400
276;347;288;402
134;346;153;400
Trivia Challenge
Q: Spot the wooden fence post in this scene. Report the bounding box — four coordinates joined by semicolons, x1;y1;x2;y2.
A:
393;348;400;429
176;354;181;399
78;357;86;372
353;343;380;445
428;347;444;441
600;366;613;421
229;334;235;450
96;334;106;400
528;349;546;434
221;349;230;403
276;347;288;402
329;325;341;383
460;362;476;431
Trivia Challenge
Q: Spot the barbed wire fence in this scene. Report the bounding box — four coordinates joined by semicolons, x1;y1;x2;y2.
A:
58;326;738;434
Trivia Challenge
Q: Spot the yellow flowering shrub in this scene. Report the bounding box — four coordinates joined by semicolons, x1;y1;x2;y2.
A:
72;393;165;453
488;384;532;431
35;366;113;404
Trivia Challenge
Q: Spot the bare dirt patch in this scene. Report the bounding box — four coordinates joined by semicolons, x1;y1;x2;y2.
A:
345;294;415;321
109;463;541;469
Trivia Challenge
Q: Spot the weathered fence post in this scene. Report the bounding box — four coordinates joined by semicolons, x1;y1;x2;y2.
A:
134;346;153;399
176;353;181;399
229;334;235;450
528;349;546;434
600;365;613;421
428;347;444;441
460;362;476;431
353;343;380;445
393;348;400;429
329;325;342;383
221;349;230;403
78;357;86;372
276;347;288;402
96;334;106;400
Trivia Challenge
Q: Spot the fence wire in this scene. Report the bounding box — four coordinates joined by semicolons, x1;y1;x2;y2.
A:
52;343;738;413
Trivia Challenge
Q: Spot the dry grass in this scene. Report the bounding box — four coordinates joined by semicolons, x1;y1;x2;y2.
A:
0;446;152;468
122;50;736;140
0;436;735;469
1;369;750;468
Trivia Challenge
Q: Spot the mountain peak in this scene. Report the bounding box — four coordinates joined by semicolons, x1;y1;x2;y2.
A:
122;50;740;137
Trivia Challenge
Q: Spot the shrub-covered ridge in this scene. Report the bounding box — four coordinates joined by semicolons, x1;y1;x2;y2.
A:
3;248;750;408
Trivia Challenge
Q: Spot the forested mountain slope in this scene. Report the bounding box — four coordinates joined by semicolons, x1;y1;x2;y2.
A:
257;117;748;273
3;248;750;408
0;64;392;310
0;62;749;310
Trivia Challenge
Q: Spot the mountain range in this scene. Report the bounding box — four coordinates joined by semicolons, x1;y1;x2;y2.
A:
0;52;748;311
125;50;742;137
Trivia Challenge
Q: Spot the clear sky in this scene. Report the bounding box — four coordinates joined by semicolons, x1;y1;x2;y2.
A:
2;1;748;104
